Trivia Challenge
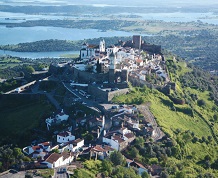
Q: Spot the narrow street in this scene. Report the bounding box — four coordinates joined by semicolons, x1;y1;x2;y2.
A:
138;105;165;141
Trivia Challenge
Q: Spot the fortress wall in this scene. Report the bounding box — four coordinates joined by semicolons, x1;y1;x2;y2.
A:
107;88;129;101
73;67;108;83
88;85;108;102
88;84;129;102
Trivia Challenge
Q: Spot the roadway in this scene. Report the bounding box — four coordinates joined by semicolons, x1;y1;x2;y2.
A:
62;82;102;113
138;105;164;141
54;167;68;178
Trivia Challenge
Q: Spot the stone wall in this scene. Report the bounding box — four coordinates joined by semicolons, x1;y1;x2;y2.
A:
129;75;162;90
72;67;108;83
107;88;129;101
88;84;108;102
88;84;129;102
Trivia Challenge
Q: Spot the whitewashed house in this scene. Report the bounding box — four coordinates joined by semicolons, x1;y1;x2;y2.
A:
45;109;69;130
103;130;135;151
67;138;84;152
24;142;51;155
43;152;74;168
56;109;69;122
57;131;75;143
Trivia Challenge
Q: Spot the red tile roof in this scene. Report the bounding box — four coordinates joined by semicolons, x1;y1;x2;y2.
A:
44;153;62;164
124;133;135;139
41;142;50;146
61;152;71;161
58;131;71;137
112;135;125;143
32;146;41;151
91;145;105;152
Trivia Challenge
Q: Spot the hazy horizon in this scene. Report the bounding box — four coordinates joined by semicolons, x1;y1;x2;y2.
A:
1;0;218;7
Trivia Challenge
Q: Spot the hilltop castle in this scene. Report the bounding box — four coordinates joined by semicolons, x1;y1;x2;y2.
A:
50;35;168;102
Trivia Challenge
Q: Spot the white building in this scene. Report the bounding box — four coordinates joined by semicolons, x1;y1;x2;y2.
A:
56;109;69;122
67;138;84;152
45;109;69;130
43;152;74;168
103;130;135;151
80;40;105;60
103;135;120;151
25;142;52;155
57;131;75;143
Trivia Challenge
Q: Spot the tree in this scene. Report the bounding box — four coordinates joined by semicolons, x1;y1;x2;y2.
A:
102;160;112;175
110;151;124;166
197;99;206;107
175;171;186;178
96;59;101;73
20;71;25;77
73;169;83;178
135;137;144;147
25;65;35;74
130;147;139;158
141;171;150;178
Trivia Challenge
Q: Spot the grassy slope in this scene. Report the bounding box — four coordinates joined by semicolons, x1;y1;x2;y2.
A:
113;58;218;177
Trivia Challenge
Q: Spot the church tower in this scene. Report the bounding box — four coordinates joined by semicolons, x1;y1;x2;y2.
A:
99;39;105;52
109;51;116;83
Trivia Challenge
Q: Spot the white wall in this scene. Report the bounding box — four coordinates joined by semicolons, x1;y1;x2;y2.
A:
57;135;75;143
103;137;119;151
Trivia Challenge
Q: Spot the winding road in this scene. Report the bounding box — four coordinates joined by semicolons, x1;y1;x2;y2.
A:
138;105;164;141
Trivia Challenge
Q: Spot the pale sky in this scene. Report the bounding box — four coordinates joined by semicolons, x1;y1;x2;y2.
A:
1;0;218;6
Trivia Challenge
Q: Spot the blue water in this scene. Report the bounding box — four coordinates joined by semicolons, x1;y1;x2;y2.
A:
0;10;217;58
0;50;80;59
0;26;147;45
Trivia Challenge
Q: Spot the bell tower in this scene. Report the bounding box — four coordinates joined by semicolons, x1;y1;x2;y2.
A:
109;51;116;83
99;39;105;52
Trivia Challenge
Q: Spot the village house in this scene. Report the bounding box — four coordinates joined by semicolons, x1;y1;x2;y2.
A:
67;138;84;152
57;131;75;143
42;152;74;168
23;142;58;159
103;129;135;151
83;145;114;160
126;158;148;176
45;109;69;130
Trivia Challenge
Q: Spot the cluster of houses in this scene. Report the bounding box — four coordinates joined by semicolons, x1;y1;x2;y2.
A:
76;35;169;84
22;104;160;176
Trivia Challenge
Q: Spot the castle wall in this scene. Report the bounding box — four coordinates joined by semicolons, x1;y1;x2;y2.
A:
107;88;129;101
88;85;129;102
72;67;108;83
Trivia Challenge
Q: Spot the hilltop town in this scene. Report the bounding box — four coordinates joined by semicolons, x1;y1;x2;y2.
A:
0;35;171;177
1;35;218;178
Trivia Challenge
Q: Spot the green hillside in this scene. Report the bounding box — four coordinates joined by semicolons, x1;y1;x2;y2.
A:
113;56;218;177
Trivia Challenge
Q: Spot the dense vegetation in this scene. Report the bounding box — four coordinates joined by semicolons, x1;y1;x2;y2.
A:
0;95;54;147
0;145;31;172
0;39;78;52
72;152;148;178
113;56;218;177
